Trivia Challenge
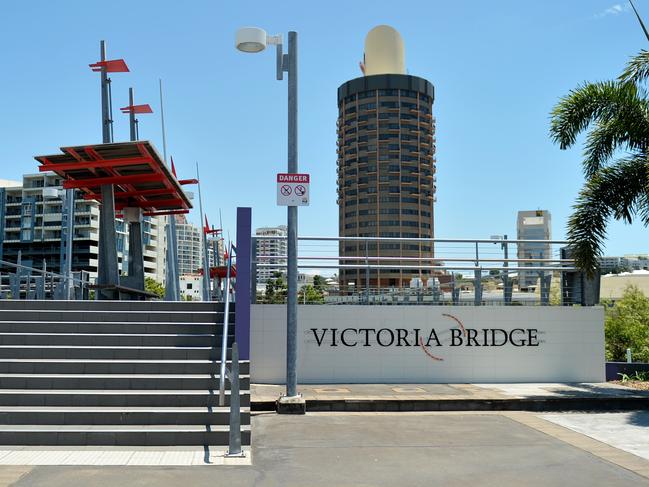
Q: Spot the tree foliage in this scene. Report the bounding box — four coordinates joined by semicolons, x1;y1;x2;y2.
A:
313;275;326;290
605;286;649;362
298;285;325;304
145;277;165;299
550;51;649;276
263;272;287;304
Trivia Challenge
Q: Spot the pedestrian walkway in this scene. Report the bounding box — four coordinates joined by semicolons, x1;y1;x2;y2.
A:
0;446;251;466
7;412;649;486
252;382;649;411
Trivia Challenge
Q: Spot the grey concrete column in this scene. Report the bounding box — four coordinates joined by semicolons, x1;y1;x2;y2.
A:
123;207;144;292
97;185;120;298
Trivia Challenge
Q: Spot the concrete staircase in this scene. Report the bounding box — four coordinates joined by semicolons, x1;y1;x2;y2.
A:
0;300;250;446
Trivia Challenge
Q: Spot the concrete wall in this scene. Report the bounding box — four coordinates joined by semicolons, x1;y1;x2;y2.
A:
251;305;605;384
600;274;649;300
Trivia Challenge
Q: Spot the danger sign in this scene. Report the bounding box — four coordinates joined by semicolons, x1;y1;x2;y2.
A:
277;173;310;206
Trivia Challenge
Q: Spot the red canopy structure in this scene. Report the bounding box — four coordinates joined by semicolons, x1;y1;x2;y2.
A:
198;266;237;279
35;141;193;217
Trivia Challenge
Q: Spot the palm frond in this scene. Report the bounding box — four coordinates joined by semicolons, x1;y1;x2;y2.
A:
636;193;649;226
583;110;649;177
568;155;649;275
619;50;649;84
550;81;641;150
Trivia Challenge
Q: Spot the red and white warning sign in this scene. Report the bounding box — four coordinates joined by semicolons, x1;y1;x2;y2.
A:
277;173;310;206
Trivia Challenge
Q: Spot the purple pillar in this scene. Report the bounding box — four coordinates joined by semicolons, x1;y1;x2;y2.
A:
235;207;252;360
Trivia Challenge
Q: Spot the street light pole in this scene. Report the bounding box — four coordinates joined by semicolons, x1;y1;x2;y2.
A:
235;28;303;410
285;31;298;398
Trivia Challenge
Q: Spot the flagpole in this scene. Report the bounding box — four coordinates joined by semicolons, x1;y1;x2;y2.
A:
197;162;211;301
160;79;179;301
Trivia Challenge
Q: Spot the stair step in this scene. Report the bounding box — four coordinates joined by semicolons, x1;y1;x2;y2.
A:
0;389;250;407
0;302;247;447
0;301;229;312
0;407;250;425
0;322;234;334
0;346;231;360
0;424;251;446
0;374;251;390
0;359;249;375
0;333;227;347
0;310;227;323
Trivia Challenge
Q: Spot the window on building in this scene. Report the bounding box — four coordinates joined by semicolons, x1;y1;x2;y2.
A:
358;90;376;98
359;103;376;110
379;89;398;96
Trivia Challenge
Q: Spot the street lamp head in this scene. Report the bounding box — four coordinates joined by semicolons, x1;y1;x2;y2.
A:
236;27;268;53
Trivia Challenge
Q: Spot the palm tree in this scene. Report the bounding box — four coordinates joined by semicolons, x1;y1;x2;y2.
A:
549;51;649;275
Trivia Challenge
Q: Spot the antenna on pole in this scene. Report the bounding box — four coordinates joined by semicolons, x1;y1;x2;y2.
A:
159;79;168;164
630;0;649;42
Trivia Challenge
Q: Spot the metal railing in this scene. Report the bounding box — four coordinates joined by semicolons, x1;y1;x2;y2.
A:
215;242;244;456
251;235;596;306
219;241;234;406
0;258;93;300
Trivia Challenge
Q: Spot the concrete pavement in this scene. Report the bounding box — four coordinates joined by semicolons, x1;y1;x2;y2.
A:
8;411;649;486
543;411;649;460
252;382;649;411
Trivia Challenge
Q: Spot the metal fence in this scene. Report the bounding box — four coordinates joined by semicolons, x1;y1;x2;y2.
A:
251;236;599;306
0;258;93;300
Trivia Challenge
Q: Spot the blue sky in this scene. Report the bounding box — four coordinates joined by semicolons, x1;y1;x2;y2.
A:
1;0;648;255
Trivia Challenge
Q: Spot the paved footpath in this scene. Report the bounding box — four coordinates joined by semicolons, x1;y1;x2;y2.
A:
252;382;649;410
4;411;649;487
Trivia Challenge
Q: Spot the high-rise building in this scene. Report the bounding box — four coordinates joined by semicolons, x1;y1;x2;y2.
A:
254;225;287;286
176;216;204;276
175;215;222;276
517;210;552;290
337;25;436;289
0;172;166;283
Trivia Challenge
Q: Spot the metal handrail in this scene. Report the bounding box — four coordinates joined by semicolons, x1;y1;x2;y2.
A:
256;255;575;264
254;235;572;245
219;241;234;407
227;341;242;457
0;258;89;286
256;263;577;272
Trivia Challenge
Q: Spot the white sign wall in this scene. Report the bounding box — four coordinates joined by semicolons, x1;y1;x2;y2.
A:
250;305;605;384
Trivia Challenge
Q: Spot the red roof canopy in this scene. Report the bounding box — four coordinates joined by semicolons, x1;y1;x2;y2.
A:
198;266;237;279
35;141;193;216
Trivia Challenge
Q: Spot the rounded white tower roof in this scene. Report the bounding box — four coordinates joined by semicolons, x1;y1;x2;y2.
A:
363;25;406;76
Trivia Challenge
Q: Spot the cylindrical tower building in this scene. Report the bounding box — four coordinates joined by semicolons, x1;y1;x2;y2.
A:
337;26;436;290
